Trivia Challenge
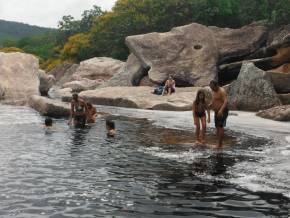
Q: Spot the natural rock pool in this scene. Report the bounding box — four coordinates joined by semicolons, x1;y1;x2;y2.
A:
0;105;290;218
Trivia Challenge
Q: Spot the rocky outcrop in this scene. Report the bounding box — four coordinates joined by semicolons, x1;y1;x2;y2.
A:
125;22;267;86
62;79;103;92
72;57;125;81
28;95;70;118
256;105;290;121
279;94;290;105
102;54;146;87
38;70;55;95
267;24;290;46
267;70;290;94
77;86;210;111
228;62;281;111
48;87;72;100
48;63;79;86
0;52;39;105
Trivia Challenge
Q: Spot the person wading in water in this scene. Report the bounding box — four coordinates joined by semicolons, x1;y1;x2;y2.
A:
209;80;229;148
69;93;88;128
192;90;210;144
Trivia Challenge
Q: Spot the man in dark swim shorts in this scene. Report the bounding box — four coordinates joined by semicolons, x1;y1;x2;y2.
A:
214;108;229;128
209;80;229;148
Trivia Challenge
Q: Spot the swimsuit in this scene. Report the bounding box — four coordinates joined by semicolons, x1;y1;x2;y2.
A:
165;86;175;93
214;108;229;128
74;102;86;128
194;102;207;118
195;111;206;118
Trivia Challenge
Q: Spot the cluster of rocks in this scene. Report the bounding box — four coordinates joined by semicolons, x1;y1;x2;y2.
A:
0;22;289;121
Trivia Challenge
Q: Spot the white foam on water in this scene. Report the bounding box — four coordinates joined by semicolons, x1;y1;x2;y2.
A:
138;146;207;164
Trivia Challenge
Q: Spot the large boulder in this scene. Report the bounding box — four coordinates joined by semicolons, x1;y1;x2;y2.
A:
102;54;146;87
267;24;290;46
256;105;290;121
279;93;290;105
72;57;125;81
28;95;70;118
38;70;55;95
228;62;282;111
48;87;72;100
62;78;103;92
267;70;290;94
125;23;267;86
78;86;211;111
0;52;39;105
48;63;79;86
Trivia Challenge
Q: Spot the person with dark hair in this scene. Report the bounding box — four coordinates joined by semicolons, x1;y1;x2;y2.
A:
193;90;210;144
162;75;176;96
44;118;53;128
86;102;97;123
106;119;116;137
68;93;88;128
209;80;229;148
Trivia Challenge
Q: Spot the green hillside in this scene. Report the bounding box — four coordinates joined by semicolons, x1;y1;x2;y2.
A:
0;19;54;45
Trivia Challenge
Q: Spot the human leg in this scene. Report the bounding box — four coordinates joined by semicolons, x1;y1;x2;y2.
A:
194;117;201;143
200;116;206;143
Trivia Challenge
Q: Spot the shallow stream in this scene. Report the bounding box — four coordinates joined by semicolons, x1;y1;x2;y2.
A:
0;105;289;218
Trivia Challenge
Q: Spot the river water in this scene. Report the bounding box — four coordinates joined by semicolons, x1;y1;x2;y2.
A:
0;104;289;218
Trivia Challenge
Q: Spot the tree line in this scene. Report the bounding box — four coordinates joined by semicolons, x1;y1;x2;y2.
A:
1;0;289;71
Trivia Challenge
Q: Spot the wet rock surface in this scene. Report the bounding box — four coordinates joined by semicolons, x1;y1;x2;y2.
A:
28;95;70;118
256;105;290;121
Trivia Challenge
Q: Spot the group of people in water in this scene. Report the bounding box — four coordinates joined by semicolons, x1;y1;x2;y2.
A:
45;78;228;147
44;93;116;137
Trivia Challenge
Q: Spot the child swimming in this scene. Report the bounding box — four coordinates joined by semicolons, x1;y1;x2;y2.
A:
106;119;116;137
192;90;210;144
44;118;53;129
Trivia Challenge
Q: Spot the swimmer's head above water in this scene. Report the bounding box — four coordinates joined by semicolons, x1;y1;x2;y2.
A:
44;118;53;127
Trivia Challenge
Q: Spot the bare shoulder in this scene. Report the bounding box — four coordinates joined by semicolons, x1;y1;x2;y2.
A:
219;87;227;96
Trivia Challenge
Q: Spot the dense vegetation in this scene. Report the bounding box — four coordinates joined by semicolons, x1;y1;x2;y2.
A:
1;0;290;70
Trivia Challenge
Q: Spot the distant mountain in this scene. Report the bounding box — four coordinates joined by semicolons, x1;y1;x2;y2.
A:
0;20;55;45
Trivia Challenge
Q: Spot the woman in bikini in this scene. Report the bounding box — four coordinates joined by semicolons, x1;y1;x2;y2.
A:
69;93;88;128
193;90;211;144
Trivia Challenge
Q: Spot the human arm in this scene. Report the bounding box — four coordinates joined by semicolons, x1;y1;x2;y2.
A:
207;108;211;123
68;102;74;125
217;89;228;117
162;81;168;95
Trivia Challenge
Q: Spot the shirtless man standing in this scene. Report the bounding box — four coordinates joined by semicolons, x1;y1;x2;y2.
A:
209;80;229;148
69;93;88;128
162;76;176;96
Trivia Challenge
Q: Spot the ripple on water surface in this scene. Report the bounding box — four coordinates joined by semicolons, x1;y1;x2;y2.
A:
0;105;289;218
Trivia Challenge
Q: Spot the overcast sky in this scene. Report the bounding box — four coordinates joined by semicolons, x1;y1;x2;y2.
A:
0;0;117;28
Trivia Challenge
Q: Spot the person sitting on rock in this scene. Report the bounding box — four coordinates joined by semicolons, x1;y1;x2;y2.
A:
68;93;88;128
162;76;176;96
193;90;210;144
86;102;97;124
106;119;116;137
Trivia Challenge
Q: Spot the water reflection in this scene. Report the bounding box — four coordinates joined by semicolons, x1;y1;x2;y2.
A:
70;126;91;156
